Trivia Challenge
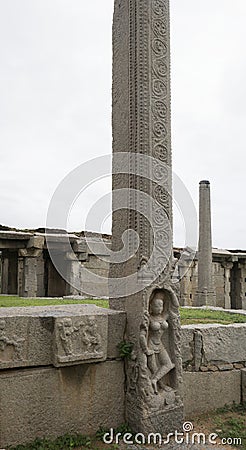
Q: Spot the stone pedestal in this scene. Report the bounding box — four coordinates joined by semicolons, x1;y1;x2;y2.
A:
110;0;183;435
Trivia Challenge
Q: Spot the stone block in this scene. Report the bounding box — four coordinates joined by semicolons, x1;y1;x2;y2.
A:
181;324;246;368
27;236;45;249
81;282;109;298
199;324;246;364
107;311;126;359
207;365;219;372
217;363;234;371
0;314;53;369
72;239;87;253
183;371;241;417
86;239;111;257
0;361;125;448
242;368;246;403
181;327;194;365
234;363;244;369
0;305;124;370
83;257;110;270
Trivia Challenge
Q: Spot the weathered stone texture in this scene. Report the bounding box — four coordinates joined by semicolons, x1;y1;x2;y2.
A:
183;371;241;417
196;181;216;307
0;362;125;448
181;328;194;366
181;324;246;369
242;368;246;403
198;324;246;365
110;0;184;435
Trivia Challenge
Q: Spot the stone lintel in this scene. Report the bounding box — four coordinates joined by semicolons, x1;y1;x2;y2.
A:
0;240;28;250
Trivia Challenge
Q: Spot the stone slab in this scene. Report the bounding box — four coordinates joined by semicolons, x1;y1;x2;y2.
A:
183;371;241;417
180;324;246;369
0;361;125;448
180;327;194;366
197;324;246;364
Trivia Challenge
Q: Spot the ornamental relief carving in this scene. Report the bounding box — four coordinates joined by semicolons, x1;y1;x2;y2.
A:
54;316;107;366
0;319;25;363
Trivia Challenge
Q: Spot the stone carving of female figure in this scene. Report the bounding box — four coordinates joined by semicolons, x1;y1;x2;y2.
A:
140;289;176;394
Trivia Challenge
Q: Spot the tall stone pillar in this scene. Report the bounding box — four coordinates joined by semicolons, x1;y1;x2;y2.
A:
195;180;216;306
110;0;183;434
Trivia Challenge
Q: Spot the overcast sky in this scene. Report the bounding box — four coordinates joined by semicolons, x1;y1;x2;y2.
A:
0;0;245;249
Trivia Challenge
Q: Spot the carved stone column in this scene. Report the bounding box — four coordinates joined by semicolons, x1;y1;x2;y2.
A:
221;261;233;309
110;0;183;434
18;248;43;297
1;254;9;294
195;180;216;306
65;252;81;296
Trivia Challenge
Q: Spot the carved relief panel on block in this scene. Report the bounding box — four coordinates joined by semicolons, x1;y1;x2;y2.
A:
53;315;108;367
0;318;27;368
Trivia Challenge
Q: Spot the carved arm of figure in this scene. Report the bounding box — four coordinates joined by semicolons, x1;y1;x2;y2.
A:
139;331;154;356
139;312;154;357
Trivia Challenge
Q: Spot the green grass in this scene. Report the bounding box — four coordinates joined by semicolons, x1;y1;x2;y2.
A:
8;433;94;450
0;297;246;325
0;296;108;309
180;307;246;325
214;403;246;449
8;424;133;449
193;403;246;449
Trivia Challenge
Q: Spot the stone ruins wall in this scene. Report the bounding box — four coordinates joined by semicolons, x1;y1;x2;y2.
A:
0;231;111;298
181;323;246;416
177;249;246;310
1;307;245;448
1;229;246;310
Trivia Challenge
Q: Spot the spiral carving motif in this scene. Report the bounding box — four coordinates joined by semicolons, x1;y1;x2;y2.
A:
154;144;168;162
151;0;172;274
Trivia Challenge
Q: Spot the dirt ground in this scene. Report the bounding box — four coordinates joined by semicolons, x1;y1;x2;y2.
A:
74;407;245;449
